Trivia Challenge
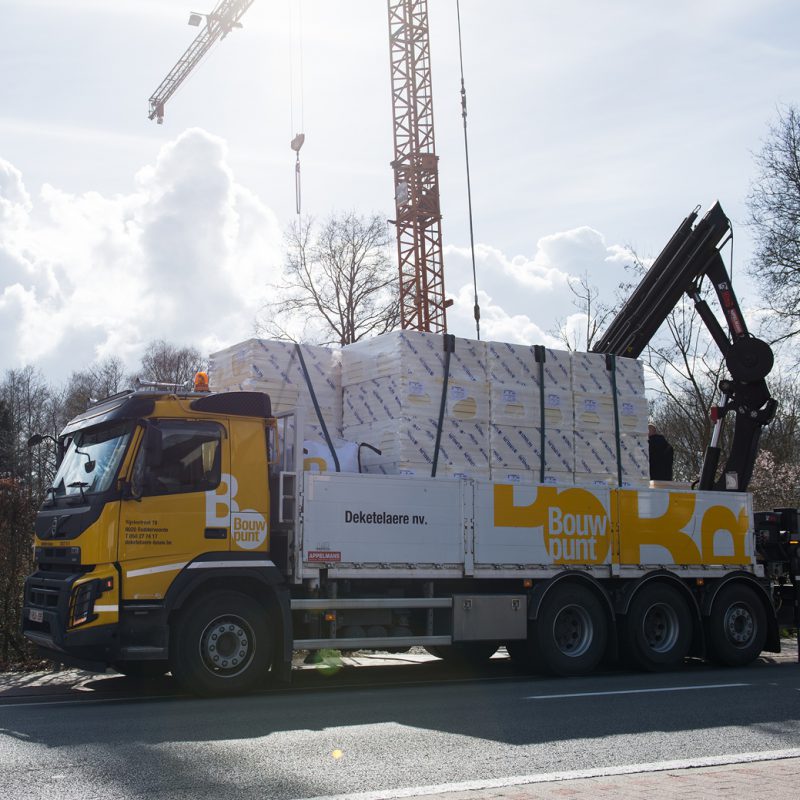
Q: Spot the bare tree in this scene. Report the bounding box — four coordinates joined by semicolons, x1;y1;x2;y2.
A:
747;105;800;344
61;356;127;421
550;272;614;351
259;212;400;346
135;340;206;387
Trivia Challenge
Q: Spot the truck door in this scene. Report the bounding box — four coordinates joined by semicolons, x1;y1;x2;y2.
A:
118;419;230;601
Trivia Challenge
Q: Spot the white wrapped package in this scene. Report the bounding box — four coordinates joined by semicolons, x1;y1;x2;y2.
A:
487;342;571;390
344;376;490;427
489;424;574;473
571;352;646;397
342;331;487;385
573;430;649;484
210;338;342;442
344;417;490;473
490;385;573;428
302;439;359;474
572;392;649;434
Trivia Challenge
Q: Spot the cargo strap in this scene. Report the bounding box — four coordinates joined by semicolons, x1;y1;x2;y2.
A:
432;334;456;477
605;353;623;487
294;343;340;472
533;345;547;483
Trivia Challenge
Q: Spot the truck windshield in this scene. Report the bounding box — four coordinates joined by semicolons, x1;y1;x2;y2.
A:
50;421;134;500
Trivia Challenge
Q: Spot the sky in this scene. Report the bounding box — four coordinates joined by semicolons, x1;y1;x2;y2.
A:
1;0;798;380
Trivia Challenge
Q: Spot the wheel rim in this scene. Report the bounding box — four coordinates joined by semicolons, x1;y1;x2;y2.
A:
723;603;755;648
641;602;680;654
552;603;593;658
199;614;256;678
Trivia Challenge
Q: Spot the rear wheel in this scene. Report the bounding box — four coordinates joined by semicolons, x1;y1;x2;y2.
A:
623;583;692;671
533;583;608;676
170;591;272;696
706;584;767;666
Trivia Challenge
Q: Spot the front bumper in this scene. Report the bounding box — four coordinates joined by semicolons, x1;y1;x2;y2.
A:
22;568;118;668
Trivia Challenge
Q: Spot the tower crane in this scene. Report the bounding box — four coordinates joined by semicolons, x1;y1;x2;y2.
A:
147;0;449;333
147;1;255;125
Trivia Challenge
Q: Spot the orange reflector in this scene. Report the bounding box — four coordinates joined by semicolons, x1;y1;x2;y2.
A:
696;578;705;586
324;612;336;622
194;371;210;392
523;579;533;589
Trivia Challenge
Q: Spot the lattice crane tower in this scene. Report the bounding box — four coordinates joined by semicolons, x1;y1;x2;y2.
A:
388;0;449;334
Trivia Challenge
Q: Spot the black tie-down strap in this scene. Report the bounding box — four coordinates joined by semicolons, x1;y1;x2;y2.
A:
294;343;340;472
432;335;456;478
533;345;547;483
605;353;623;487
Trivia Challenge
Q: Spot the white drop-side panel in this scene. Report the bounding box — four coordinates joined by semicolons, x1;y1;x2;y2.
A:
302;473;466;567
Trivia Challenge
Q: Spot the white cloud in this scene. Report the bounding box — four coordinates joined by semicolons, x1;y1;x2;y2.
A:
444;225;630;345
0;129;283;378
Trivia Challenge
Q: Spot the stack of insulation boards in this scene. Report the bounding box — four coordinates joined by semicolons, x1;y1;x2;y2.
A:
208;338;342;442
571;351;649;486
342;332;490;479
209;333;650;488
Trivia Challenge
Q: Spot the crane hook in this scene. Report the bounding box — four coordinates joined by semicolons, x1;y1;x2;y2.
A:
291;133;305;215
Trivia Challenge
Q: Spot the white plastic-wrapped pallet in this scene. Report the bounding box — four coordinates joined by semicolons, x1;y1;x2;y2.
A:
209;338;342;442
344;417;490;474
341;332;491;476
570;351;649;486
489;423;574;474
342;331;487;384
343;375;491;427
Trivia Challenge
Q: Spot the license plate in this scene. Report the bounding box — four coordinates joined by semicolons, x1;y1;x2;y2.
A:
28;608;44;623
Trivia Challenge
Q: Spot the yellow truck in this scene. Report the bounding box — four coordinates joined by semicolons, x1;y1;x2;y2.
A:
21;203;799;695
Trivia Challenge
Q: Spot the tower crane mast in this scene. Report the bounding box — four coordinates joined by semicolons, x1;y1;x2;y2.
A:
148;0;255;124
388;0;448;333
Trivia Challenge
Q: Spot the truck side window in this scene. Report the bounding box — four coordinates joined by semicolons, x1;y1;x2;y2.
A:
137;421;223;497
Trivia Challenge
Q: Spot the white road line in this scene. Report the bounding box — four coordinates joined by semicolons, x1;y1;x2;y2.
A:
300;748;800;800
525;682;749;700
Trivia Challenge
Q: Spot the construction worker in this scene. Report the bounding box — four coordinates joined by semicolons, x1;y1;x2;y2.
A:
648;423;674;481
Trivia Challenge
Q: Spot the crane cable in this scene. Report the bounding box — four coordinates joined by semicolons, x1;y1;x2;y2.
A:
456;0;481;340
289;0;305;214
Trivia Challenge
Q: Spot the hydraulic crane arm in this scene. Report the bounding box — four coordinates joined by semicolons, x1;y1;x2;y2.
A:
593;202;776;492
148;0;255;124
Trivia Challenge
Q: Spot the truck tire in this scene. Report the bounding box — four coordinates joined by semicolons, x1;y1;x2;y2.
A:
425;642;497;667
170;590;272;696
112;660;169;679
706;584;767;667
622;583;692;671
532;583;608;676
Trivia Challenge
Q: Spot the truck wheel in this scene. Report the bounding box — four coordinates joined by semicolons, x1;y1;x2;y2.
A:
533;584;608;676
112;660;169;679
623;583;692;671
706;584;767;667
425;642;497;667
170;591;272;696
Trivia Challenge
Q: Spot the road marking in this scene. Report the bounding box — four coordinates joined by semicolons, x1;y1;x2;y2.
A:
525;682;749;699
302;748;800;800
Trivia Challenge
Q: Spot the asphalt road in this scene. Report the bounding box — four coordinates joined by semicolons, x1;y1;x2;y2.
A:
1;658;799;800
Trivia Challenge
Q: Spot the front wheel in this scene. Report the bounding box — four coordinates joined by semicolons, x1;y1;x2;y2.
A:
706;584;767;667
532;583;608;676
623;583;693;671
170;591;273;696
